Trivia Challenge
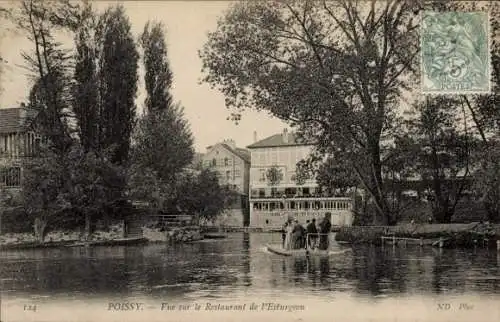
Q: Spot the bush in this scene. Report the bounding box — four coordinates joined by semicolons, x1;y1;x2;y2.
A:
1;207;33;233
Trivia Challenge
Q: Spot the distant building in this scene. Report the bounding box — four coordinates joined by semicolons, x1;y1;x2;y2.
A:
247;129;353;230
202;139;251;227
0;106;40;191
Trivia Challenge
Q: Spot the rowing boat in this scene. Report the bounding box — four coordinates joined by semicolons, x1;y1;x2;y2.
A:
266;244;348;257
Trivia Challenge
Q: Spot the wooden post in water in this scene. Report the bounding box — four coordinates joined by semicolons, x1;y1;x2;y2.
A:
420;237;424;247
497;240;500;251
392;235;396;247
439;237;444;248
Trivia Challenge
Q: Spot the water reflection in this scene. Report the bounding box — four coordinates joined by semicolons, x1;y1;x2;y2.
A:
1;232;499;301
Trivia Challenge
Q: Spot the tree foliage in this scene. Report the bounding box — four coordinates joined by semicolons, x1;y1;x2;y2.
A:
16;0;81;153
131;104;194;184
73;2;99;152
174;169;238;224
396;97;478;223
21;144;71;242
266;165;283;186
132;20;194;184
96;4;139;165
140;21;174;115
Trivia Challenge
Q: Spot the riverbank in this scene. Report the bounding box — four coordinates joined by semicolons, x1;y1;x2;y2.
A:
0;225;204;250
335;222;500;248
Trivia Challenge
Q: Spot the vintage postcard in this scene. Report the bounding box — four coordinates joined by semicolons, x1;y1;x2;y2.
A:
0;1;499;322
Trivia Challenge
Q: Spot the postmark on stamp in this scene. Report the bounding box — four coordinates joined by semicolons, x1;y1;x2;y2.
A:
421;11;490;94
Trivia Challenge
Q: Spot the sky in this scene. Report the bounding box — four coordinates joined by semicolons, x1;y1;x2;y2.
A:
0;1;288;153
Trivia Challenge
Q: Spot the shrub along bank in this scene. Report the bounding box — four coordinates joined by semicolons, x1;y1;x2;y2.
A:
335;222;500;248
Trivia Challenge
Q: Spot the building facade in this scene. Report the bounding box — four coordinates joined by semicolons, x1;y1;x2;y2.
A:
0;107;39;191
247;129;354;230
202;139;251;227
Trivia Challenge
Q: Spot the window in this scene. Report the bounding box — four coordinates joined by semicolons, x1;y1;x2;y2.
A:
234;169;241;177
224;157;229;166
259;169;266;182
258;189;265;197
226;171;231;180
212;158;217;166
1;167;21;187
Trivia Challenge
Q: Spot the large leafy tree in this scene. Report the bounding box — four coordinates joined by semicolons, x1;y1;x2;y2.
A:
174;169;238;224
200;0;421;224
65;146;126;239
96;5;139;165
131;104;194;184
398;97;477;223
15;0;81;153
21;144;71;242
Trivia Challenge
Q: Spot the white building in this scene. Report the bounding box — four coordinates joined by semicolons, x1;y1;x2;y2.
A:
247;129;354;230
202;139;251;227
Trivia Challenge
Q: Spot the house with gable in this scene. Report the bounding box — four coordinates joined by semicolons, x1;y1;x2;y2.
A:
202;139;251;227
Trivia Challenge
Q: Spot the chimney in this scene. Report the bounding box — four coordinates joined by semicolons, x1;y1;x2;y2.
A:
253;131;257;143
224;139;236;150
282;128;289;143
19;106;26;126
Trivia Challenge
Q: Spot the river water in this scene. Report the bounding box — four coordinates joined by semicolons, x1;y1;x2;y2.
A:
1;232;499;322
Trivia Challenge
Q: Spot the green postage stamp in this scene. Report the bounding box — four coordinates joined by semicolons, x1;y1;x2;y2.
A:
421;11;490;94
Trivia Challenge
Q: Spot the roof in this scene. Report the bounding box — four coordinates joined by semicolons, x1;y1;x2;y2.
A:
221;143;251;163
247;132;312;149
0;107;39;134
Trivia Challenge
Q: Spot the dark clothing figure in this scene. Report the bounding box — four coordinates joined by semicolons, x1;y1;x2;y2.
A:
292;221;306;249
318;218;332;250
306;220;318;249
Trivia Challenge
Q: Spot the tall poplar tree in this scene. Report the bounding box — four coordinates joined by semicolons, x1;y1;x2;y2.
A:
140;21;174;115
132;21;194;183
73;3;99;152
96;5;139;165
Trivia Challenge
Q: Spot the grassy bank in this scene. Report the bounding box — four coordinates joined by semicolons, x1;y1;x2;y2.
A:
335;223;500;248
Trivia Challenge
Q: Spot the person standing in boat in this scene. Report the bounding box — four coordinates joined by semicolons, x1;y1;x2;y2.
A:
281;219;289;248
306;218;318;249
318;213;332;250
291;219;304;249
284;218;294;250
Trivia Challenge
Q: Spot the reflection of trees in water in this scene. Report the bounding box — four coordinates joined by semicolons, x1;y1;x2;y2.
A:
0;247;141;294
241;232;252;286
432;248;500;294
348;245;409;296
432;248;462;294
2;233;500;298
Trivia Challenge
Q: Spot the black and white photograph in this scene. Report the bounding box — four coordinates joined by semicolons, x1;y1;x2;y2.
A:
0;1;499;322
